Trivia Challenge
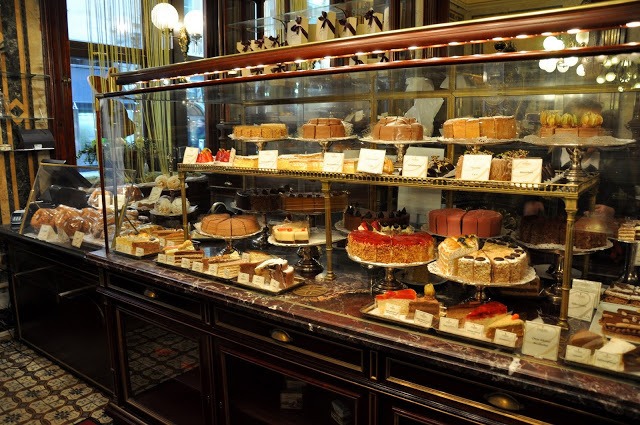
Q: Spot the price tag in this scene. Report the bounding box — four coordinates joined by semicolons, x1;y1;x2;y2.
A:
237;272;251;284
252;275;266;286
148;186;163;202
209;264;219;275
383;303;402;318
572;279;601;310
521;321;561;361
511;158;543;183
323;152;345;173
356;148;386;174
166;255;175;265
241;252;251;262
402;155;428;178
37;224;54;241
593;350;624;371
565;345;593;364
116;194;126;208
258;150;279;169
135;247;145;257
181;258;191;268
71;231;85;248
568;289;596;321
157;254;167;264
191;261;204;273
460;154;492;181
463;321;486;339
413;310;434;328
182;146;199;164
439;317;459;333
270;279;280;291
494;330;518;348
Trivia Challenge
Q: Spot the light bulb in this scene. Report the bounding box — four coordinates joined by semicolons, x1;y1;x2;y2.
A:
605;72;616;82
184;10;203;37
557;61;570;73
575;31;589;45
151;3;179;31
565;56;579;67
611;56;620;65
543;36;558;51
544;58;558;72
603;59;612;68
596;75;605;84
576;64;586;77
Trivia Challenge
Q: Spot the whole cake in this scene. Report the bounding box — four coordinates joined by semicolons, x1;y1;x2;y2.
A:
442;116;517;139
347;228;435;264
272;221;310;244
372;116;424;141
518;215;612;249
200;213;260;237
280;191;348;213
428;208;503;238
233;123;288;139
234;187;290;212
301;118;345;139
343;206;410;231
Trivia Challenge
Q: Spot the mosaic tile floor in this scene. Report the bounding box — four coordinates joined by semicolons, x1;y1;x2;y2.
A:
0;339;113;425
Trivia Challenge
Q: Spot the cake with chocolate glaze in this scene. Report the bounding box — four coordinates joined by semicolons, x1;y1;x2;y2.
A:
343;206;410;231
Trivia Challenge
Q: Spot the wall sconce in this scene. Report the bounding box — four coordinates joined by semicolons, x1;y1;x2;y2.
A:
150;2;203;61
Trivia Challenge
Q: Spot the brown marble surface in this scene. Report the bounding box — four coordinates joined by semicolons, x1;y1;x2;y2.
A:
83;237;640;422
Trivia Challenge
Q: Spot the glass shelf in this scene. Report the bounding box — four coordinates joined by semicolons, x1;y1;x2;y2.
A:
0;115;52;120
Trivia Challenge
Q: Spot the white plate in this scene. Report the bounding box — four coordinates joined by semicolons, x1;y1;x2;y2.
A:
427;262;536;287
346;247;435;268
268;228;346;247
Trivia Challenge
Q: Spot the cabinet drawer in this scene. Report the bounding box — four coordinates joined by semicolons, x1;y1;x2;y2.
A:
108;275;204;319
383;357;624;424
214;307;365;374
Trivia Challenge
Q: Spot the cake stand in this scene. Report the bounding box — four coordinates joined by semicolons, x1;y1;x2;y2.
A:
427;262;535;302
346;248;435;294
268;229;347;277
522;134;635;183
192;223;263;255
289;135;357;153
609;237;639;285
515;239;613;303
230;202;273;249
359;137;436;167
229;135;286;152
437;137;516;154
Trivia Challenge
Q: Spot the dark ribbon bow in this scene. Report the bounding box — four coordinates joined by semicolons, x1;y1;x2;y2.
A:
250;68;264;76
240;40;252;52
318;11;336;34
338;18;356;36
267;35;280;48
271;64;287;73
290;17;309;39
364;9;383;31
255;38;265;49
378;53;389;62
351;56;364;65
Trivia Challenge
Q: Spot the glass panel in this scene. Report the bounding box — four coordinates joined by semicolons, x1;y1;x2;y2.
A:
122;312;204;424
67;0;143;49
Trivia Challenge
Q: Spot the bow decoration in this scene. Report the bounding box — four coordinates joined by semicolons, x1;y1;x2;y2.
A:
240;40;252;52
290;17;309;39
351;56;364;65
250;68;264;76
255;38;265;50
271;64;287;73
364;9;383;31
338;18;356;36
267;35;280;48
318;11;336;34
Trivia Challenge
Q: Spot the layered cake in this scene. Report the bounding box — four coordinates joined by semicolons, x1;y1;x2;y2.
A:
600;308;640;343
233;155;259;168
233;123;288;139
519;215;612;249
602;283;640;306
442;116;516;139
272;221;310;244
162;240;204;266
568;330;606;351
301;118;346;139
234;187;290;212
427;156;455;177
239;258;295;288
485;313;524;339
277;153;324;171
428;208;503;238
343;206;410;231
406;284;441;321
617;220;640;241
436;235;480;276
115;233;161;255
347;228;435;264
372;116;424;141
200;213;260;237
375;288;417;315
280;191;348;213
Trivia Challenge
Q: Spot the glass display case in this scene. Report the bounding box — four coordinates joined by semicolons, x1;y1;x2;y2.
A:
98;1;640;382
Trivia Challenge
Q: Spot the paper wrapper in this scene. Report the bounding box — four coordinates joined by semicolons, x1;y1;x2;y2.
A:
357;10;383;35
287;17;311;46
315;11;337;41
236;41;253;53
338;17;357;38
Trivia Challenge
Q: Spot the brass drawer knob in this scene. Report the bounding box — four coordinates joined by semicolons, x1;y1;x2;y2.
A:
270;329;292;343
484;392;523;411
143;289;157;299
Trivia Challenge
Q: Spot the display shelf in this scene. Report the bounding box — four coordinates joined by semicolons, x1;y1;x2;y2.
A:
0;115;52;121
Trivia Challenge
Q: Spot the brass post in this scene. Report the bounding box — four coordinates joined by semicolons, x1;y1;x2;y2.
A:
179;171;189;239
558;198;578;329
322;180;336;281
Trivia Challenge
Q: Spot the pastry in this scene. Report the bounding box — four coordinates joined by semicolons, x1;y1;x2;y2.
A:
200;214;260;237
300;118;346;139
272;221;310;244
568;330;606;350
375;288;417;315
239;258;295;288
343;205;409;231
347;227;435;264
428;208;503;238
372;116;423;141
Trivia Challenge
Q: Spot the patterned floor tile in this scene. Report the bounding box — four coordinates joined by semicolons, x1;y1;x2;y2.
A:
0;409;34;424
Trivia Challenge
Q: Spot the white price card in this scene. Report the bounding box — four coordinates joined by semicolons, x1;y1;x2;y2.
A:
148;186;163;202
191;261;204;273
157;254;167;264
166;255;175;265
568;289;597;321
494;329;518;348
572;279;601;310
413;310;434;328
135;247;145;257
182;147;199;164
37;224;54;241
521;321;561;361
402;155;428;178
252;275;266;286
181;258;191;269
460;154;492;181
237;272;251;284
356;148;386;174
258;150;279;169
116;194;126;208
463;321;486;339
71;231;85;248
565;345;593;364
511;158;543;183
593;350;624;371
439;317;460;333
208;264;219;275
323;152;345;173
270;279;280;291
241;252;252;262
383;303;402;318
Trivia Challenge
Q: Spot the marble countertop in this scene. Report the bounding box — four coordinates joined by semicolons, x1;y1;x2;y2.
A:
84;240;640;421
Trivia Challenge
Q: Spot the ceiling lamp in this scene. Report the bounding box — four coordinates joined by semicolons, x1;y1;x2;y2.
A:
184;10;203;42
151;3;179;31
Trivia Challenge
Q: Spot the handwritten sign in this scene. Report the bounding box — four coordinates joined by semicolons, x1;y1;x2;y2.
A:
323;152;344;173
356;148;386;174
521;321;561;361
402;155;428;178
460;154;492;181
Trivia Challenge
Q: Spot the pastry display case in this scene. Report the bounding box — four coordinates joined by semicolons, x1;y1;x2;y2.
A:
98;1;640;386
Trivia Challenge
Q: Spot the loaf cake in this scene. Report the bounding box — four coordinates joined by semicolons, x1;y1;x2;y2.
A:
234;187;289;212
428;208;503;238
301;118;346;139
442;116;516;139
372;116;424;141
568;330;606;350
518;215;613;249
600;308;640;343
280;191;348;213
200;213;260;237
233;123;288;139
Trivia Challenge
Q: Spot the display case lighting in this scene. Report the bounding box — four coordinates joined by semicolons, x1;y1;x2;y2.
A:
626;21;640;28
